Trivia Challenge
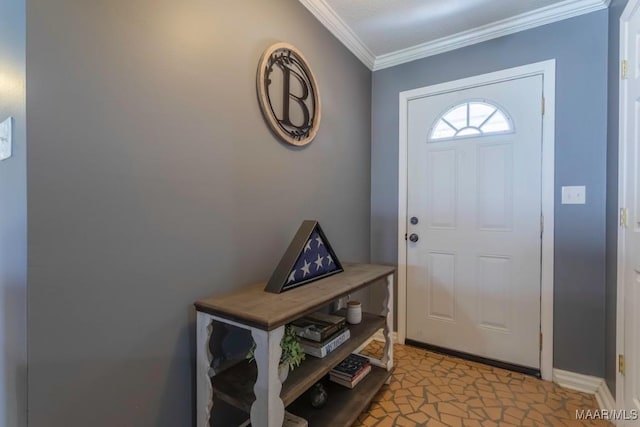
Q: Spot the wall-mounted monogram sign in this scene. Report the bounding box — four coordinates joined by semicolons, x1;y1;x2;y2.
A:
256;43;321;146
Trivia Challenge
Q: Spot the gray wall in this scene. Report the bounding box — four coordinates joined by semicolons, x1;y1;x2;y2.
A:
26;1;371;425
605;0;628;397
0;0;27;426
372;11;609;377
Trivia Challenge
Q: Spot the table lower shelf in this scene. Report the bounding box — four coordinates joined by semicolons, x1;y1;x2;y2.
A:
212;312;386;412
286;366;391;427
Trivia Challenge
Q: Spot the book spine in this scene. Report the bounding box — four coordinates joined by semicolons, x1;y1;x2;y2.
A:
300;329;350;358
291;324;341;342
330;364;371;382
318;325;340;341
291;326;322;342
330;365;371;388
349;366;371;388
320;329;350;356
331;361;371;376
330;363;371;380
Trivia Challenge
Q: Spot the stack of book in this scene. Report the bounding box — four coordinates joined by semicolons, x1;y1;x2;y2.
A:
291;312;349;358
329;353;372;389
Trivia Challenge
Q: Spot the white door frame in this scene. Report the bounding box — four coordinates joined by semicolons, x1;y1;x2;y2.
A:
397;60;556;381
616;0;638;409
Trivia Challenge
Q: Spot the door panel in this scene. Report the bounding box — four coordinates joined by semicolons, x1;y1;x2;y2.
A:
477;255;512;332
477;143;513;231
427;149;457;229
406;75;543;369
427;251;456;321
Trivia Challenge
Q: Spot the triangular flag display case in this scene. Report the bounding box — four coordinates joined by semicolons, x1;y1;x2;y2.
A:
265;220;344;293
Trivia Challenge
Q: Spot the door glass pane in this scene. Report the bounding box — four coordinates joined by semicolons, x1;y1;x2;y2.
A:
457;128;482;137
432;120;456;139
481;110;511;133
444;104;468;130
429;100;513;142
469;102;496;127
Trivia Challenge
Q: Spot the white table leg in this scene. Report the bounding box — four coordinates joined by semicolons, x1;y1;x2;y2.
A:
197;312;215;427
382;273;394;373
250;326;285;427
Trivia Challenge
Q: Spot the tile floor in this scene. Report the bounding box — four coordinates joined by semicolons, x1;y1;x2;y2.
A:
354;342;612;427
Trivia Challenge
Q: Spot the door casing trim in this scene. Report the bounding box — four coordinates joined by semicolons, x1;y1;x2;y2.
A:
397;60;556;381
616;0;640;411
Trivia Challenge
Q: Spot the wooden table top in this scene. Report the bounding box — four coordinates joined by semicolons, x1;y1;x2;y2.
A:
194;263;395;330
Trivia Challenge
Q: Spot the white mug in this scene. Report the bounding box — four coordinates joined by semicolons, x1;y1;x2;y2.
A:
347;301;362;324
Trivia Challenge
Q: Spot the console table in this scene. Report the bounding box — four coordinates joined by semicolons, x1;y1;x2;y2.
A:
194;263;395;427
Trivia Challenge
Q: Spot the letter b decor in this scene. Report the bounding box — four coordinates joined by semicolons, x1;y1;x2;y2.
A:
256;43;321;147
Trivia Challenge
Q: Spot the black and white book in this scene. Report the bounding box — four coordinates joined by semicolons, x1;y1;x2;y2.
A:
298;328;350;358
330;353;371;378
329;353;372;388
329;365;372;389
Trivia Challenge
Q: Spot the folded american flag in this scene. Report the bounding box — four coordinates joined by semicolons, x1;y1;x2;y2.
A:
284;231;340;290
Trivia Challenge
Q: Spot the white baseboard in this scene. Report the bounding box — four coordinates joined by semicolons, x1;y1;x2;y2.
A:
553;369;617;424
595;380;616;411
553;368;603;393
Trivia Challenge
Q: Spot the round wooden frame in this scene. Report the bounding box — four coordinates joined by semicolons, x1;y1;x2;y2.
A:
256;43;321;147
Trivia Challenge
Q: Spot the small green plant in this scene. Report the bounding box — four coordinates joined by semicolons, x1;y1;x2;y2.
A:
246;325;305;371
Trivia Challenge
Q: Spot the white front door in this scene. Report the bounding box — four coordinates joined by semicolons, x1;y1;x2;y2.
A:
406;75;544;369
619;1;640;422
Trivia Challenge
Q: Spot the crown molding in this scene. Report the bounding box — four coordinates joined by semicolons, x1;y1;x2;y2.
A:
298;0;610;72
298;0;376;69
373;0;610;70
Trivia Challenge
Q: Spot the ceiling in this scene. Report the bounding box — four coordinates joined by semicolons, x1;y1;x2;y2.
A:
299;0;610;70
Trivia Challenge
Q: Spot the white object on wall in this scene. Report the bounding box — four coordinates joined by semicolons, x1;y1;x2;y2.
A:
0;117;12;161
561;186;586;204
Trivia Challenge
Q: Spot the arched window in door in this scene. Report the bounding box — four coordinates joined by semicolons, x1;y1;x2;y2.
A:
429;100;513;142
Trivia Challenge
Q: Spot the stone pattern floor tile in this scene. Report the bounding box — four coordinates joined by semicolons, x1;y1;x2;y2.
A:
352;342;612;427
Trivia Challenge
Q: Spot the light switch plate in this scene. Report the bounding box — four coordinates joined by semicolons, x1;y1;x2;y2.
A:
0;117;12;161
562;185;586;204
